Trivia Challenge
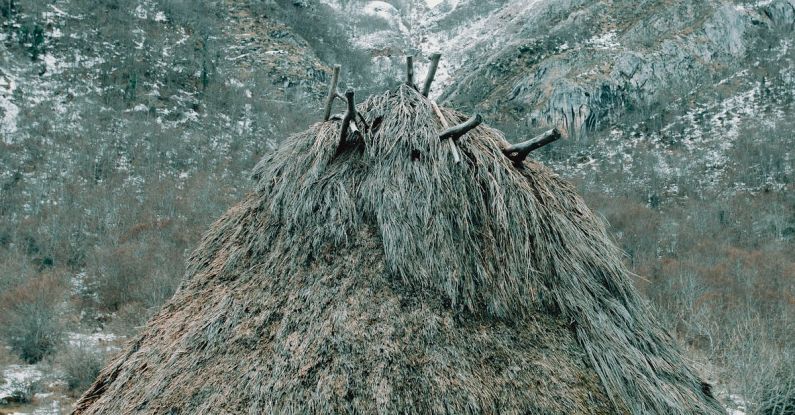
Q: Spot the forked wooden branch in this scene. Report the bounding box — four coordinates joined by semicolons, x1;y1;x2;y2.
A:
422;53;442;97
431;101;461;163
406;55;415;89
502;128;562;164
439;113;482;141
356;112;369;133
339;89;357;142
323;65;341;121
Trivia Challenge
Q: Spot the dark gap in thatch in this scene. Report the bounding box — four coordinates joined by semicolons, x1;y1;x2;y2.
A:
371;115;383;134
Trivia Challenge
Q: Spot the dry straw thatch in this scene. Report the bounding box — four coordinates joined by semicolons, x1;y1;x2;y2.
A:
73;85;724;414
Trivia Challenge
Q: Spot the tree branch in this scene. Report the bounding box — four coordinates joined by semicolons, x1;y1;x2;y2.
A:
421;53;442;97
406;55;415;89
323;65;341;121
439;113;482;141
356;112;369;133
339;89;357;142
502;128;562;165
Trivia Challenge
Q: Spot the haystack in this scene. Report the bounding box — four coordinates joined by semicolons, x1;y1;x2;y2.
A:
73;78;723;414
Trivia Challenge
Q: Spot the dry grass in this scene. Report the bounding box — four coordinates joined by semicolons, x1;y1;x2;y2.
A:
74;86;722;414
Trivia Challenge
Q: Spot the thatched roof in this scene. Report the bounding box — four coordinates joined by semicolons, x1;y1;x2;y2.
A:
73;86;723;414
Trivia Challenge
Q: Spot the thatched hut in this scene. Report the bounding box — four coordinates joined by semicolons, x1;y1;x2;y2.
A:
73;84;723;414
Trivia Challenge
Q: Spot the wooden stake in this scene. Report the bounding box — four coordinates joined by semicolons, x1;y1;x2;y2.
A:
422;53;442;97
340;89;356;142
323;65;341;121
439;113;482;141
502;128;562;165
431;101;461;163
406;55;414;89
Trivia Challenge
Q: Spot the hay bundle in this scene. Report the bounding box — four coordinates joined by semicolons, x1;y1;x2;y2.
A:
73;86;723;414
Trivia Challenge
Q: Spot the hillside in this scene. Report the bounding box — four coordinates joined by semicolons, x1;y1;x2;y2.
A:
1;0;793;413
1;0;331;411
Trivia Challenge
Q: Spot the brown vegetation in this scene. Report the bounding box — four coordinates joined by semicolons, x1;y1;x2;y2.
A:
0;273;66;363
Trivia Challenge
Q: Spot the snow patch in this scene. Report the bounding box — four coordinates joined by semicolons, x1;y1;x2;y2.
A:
586;31;620;51
724;393;750;415
47;4;82;20
34;400;62;414
67;331;120;352
363;1;409;34
0;73;20;140
70;272;94;297
416;0;545;98
0;365;43;402
134;4;148;19
226;78;245;88
41;54;58;71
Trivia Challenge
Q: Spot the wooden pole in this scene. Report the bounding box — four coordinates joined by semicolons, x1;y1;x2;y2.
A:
502;128;562;165
339;89;356;142
439;113;482;141
421;53;442;97
431;101;461;163
406;55;414;88
323;65;341;121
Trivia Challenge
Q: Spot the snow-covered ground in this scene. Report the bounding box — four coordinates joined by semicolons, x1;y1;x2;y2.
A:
67;331;121;353
0;363;64;413
0;69;20;140
0;365;43;402
586;31;621;51
0;329;121;413
722;393;751;415
2;400;64;415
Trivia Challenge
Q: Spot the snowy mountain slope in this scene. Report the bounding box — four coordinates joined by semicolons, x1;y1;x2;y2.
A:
434;0;793;134
262;0;793;195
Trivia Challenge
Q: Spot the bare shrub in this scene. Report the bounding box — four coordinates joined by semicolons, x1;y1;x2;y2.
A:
106;302;149;337
714;318;795;415
758;358;795;415
88;236;182;313
0;274;66;363
88;243;150;311
56;343;107;396
0;250;35;296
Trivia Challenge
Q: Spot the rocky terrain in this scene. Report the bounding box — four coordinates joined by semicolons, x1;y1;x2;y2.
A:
1;0;793;413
